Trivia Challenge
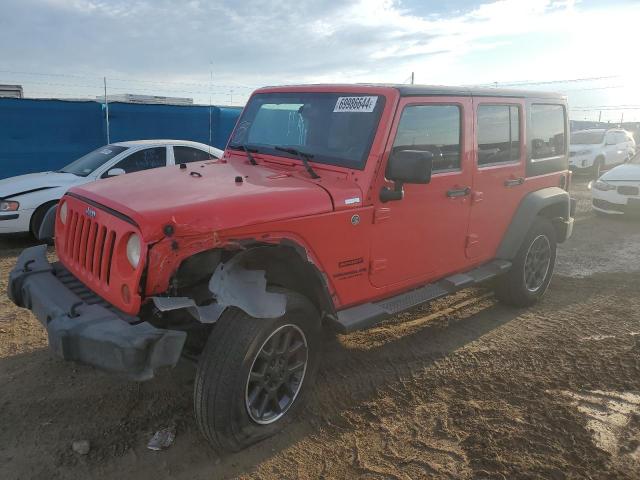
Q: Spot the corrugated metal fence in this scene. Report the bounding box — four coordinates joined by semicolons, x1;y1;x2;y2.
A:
0;98;241;180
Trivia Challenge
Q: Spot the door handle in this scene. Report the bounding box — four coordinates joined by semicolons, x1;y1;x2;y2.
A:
446;186;471;198
504;177;524;187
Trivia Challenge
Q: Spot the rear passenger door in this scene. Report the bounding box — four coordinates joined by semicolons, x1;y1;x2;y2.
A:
467;99;526;261
173;146;212;164
604;132;620;166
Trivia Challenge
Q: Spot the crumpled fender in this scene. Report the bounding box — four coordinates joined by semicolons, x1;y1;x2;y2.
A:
208;252;287;319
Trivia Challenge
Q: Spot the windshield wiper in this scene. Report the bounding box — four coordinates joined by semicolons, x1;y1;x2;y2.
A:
228;143;258;165
274;146;320;179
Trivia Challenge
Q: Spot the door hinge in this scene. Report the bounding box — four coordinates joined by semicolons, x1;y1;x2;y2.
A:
374;207;391;223
465;234;479;248
371;258;387;272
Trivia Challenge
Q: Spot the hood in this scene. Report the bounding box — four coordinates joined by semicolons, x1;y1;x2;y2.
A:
69;160;337;240
0;171;83;199
601;163;640;182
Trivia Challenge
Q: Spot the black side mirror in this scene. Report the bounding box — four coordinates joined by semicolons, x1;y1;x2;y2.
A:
380;150;434;202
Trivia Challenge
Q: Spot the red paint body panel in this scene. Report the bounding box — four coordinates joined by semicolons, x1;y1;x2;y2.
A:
54;84;570;316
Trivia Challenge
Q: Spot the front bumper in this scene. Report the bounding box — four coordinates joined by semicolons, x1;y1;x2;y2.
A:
0;209;33;234
8;245;186;380
593;198;640;217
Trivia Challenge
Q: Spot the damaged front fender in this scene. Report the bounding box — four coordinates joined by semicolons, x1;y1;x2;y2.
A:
208;253;287;319
152;252;287;323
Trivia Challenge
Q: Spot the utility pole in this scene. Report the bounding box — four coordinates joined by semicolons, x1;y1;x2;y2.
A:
209;61;213;148
104;77;110;144
410;72;414;84
598;110;602;123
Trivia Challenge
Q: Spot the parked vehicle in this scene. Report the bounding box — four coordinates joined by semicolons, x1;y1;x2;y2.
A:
0;140;222;239
591;154;640;216
9;84;574;452
569;128;636;178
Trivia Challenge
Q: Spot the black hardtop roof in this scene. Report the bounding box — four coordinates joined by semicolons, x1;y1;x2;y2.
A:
393;84;565;99
258;83;566;100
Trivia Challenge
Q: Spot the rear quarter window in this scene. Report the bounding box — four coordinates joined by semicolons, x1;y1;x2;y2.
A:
530;104;566;161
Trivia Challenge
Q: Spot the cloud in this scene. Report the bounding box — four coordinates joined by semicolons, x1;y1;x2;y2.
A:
1;0;637;109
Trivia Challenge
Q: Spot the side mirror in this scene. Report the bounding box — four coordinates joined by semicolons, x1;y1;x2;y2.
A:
106;168;126;177
381;150;433;202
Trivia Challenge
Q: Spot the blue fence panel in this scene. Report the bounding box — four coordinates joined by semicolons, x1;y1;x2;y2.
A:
0;98;105;179
0;98;242;180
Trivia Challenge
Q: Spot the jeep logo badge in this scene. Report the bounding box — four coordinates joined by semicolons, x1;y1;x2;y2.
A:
85;207;97;219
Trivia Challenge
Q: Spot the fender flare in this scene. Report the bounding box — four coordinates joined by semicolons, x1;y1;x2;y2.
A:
496;187;571;260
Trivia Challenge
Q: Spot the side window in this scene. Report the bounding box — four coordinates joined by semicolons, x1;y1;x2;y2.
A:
605;132;616;145
174;146;211;164
530;104;566;160
109;147;167;175
616;132;627;144
477;105;520;166
392;105;461;172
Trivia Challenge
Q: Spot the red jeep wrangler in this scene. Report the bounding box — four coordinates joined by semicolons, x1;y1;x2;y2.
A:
9;84;574;451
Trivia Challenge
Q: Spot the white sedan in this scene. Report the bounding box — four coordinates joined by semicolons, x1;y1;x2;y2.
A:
0;140;223;238
591;156;640;216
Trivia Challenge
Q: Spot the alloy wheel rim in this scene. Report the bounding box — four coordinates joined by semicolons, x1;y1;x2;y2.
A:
245;324;308;425
523;234;551;292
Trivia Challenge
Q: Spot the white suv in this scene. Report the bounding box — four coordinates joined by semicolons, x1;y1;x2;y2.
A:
569;128;636;178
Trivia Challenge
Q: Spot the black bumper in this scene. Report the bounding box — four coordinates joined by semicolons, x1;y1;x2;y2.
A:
8;245;186;380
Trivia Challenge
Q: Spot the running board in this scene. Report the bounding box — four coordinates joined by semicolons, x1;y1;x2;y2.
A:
331;259;511;333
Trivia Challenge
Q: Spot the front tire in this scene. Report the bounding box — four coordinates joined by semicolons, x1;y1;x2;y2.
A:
495;217;557;307
194;289;321;452
592;157;604;179
30;201;57;245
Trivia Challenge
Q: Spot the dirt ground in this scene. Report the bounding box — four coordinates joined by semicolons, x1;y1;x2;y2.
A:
2;177;640;480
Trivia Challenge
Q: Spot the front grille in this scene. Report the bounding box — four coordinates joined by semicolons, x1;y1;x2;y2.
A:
593;198;625;212
63;207;116;286
617;185;639;196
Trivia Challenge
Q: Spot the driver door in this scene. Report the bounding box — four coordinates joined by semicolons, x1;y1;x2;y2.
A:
369;97;473;289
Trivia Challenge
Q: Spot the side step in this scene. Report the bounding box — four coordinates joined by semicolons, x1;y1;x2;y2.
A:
331;259;511;333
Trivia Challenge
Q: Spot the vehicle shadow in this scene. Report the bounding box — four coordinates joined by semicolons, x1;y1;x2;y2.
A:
0;295;524;479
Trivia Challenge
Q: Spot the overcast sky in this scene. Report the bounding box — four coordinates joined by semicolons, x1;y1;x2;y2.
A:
2;0;639;120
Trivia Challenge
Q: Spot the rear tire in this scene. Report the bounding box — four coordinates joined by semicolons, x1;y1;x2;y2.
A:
194;289;321;452
495;217;557;307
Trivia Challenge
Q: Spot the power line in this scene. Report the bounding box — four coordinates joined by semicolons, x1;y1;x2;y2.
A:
483;75;621;87
0;69;256;90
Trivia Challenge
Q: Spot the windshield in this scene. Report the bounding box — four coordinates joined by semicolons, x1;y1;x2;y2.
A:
228;92;385;169
59;145;128;177
571;131;605;145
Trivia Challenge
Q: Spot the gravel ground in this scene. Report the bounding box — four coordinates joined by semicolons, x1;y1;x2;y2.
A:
1;177;640;480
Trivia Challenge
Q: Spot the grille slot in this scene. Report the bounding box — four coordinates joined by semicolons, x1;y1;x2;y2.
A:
618;185;639;196
62;206;117;287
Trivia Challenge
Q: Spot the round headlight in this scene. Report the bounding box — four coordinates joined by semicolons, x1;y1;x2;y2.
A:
59;201;68;225
126;234;141;269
